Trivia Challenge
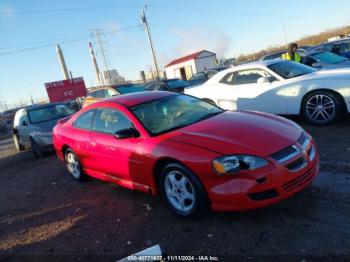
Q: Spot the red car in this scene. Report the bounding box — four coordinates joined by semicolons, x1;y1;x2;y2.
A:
53;91;319;217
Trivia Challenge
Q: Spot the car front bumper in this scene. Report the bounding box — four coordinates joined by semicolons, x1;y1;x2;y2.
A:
34;135;54;152
206;141;320;211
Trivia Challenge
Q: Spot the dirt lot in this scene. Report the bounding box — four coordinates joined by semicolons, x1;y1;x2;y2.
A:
0;116;349;261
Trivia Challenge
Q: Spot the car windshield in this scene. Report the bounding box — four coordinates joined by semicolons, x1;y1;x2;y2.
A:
28;104;75;124
166;80;190;89
310;51;347;64
268;60;316;79
131;94;223;135
115;85;146;94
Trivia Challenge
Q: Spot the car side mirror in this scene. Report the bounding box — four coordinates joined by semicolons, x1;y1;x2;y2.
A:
114;128;139;139
22;120;28;126
257;77;272;84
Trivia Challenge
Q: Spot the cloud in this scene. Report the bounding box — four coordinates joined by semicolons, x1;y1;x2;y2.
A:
0;4;15;18
168;26;232;61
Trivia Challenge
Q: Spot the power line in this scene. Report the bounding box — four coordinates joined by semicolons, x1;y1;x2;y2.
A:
1;3;348;19
0;4;140;15
149;4;349;19
0;25;141;57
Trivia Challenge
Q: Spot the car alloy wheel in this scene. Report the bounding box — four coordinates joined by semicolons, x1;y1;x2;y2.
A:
160;163;209;217
164;170;196;213
65;150;82;180
305;94;335;122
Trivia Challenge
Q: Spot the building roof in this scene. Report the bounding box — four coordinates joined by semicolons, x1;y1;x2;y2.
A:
165;50;215;67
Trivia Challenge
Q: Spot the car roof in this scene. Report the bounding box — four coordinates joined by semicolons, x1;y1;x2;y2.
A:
26;102;66;111
97;91;175;107
233;59;278;69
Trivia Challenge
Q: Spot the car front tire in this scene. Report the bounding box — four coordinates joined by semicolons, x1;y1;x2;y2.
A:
302;91;343;125
13;134;25;151
159;163;209;217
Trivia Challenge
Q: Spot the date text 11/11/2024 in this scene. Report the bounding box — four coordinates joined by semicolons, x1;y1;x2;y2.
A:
126;255;220;261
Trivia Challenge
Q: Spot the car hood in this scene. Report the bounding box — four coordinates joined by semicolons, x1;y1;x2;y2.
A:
169;111;302;157
30;118;65;133
322;60;350;69
289;68;350;82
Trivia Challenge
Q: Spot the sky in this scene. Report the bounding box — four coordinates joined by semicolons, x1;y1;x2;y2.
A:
0;0;350;107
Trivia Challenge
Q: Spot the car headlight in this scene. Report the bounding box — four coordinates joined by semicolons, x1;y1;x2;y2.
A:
33;131;52;137
213;155;268;175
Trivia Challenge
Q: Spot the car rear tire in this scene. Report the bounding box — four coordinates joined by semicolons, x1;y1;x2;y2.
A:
159;163;209;217
302;91;343;125
13;134;25;151
30;138;43;158
64;148;85;181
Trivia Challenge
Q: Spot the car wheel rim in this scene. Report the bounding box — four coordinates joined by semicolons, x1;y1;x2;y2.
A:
66;152;81;178
164;171;195;213
306;94;335;122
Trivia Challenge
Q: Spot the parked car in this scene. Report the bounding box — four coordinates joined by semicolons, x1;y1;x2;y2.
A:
83;84;146;107
185;60;350;125
53;91;319;217
301;51;350;69
145;79;190;93
308;38;350;59
2;108;22;125
188;68;227;85
13;103;76;158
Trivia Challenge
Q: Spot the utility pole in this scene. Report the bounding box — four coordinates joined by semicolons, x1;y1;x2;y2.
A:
88;42;103;86
30;94;34;105
91;29;110;85
56;44;70;80
141;7;160;80
282;23;288;48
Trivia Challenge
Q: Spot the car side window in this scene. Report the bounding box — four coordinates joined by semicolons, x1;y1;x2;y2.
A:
234;69;275;85
73;110;95;130
20;111;29;126
158;83;168;91
107;88;119;97
146;83;156;91
220;72;236;85
92;108;132;134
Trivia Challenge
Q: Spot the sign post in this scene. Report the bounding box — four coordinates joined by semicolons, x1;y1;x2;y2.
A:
45;77;87;103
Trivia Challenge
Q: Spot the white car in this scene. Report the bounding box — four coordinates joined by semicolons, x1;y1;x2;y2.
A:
185;60;350;125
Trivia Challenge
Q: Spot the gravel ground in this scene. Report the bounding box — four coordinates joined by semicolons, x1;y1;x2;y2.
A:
0;116;349;262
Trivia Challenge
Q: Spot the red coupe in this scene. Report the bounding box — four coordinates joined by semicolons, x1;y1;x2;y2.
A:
53;91;319;217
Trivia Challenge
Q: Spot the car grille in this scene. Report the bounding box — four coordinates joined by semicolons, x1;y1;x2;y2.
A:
270;145;300;163
270;132;314;172
297;132;309;148
282;161;318;192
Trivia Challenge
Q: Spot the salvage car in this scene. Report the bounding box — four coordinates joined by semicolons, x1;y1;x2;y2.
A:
188;68;227;85
53;91;319;217
145;79;190;93
301;51;350;69
13;103;76;158
83;84;145;107
185;60;350;125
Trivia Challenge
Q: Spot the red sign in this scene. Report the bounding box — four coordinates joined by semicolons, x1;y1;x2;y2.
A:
45;77;87;102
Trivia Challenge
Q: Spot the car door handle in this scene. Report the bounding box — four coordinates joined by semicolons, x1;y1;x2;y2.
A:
90;141;97;146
